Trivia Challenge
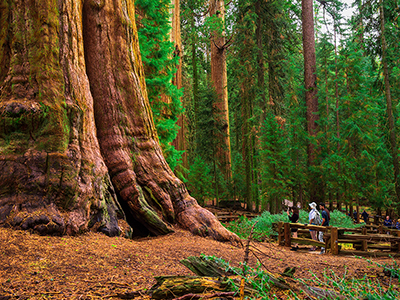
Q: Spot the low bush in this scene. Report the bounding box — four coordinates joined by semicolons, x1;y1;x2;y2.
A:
225;209;361;241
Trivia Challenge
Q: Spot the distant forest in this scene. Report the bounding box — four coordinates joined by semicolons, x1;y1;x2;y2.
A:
138;0;400;214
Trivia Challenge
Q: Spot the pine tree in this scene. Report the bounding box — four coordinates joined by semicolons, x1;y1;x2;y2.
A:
136;0;184;171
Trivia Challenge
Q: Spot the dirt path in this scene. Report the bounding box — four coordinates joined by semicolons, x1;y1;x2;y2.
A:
0;227;398;299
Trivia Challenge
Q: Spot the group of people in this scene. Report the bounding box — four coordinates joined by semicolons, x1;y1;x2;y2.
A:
383;215;400;229
350;210;369;223
286;202;330;255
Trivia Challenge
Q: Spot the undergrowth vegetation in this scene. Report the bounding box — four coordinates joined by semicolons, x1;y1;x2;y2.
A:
201;254;400;299
225;210;361;241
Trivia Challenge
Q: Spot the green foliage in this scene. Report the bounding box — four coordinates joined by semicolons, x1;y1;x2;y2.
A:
186;157;214;205
259;112;290;212
201;255;400;299
178;0;400;216
226;209;361;241
300;267;400;300
297;209;362;229
136;0;183;170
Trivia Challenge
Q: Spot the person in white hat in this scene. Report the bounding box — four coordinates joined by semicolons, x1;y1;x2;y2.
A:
308;202;318;251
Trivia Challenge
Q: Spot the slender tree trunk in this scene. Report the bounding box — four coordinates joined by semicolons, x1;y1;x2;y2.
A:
379;0;400;205
334;26;341;209
302;0;320;203
209;0;232;181
0;0;238;243
255;0;266;125
191;15;200;161
240;59;254;211
171;0;188;169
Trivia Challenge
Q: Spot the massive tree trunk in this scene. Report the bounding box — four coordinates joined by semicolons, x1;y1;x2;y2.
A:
301;0;320;203
209;0;232;181
0;0;238;243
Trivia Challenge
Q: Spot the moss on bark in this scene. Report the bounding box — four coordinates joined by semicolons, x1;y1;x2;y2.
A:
0;0;239;243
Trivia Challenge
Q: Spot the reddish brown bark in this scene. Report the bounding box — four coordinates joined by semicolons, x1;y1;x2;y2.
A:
170;0;188;169
302;0;320;202
210;0;232;180
302;0;319;162
0;0;238;243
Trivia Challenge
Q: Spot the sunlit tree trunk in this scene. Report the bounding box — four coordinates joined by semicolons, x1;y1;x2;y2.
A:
170;0;188;169
302;0;320;203
0;0;238;243
209;0;232;181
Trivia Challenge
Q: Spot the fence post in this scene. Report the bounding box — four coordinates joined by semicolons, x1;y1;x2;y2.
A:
361;227;368;251
331;227;339;255
284;223;291;247
396;231;400;252
378;225;383;234
278;221;284;246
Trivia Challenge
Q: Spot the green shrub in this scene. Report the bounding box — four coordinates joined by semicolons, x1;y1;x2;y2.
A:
225;209;362;241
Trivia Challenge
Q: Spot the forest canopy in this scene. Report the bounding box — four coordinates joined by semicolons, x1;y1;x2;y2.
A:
161;0;400;215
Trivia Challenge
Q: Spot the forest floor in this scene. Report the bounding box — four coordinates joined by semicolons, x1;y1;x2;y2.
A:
0;222;399;299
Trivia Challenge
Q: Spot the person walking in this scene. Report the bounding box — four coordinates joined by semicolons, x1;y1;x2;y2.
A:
361;210;369;224
287;206;299;251
318;203;330;254
308;202;319;251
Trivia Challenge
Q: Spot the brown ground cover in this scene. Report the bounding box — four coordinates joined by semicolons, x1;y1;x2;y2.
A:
0;225;399;299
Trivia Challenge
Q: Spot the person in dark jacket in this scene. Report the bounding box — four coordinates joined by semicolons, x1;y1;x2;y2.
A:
318;203;330;254
287;206;299;251
361;210;369;224
396;219;400;230
383;215;392;227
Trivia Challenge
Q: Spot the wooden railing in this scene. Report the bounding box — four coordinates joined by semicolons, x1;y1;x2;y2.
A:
275;222;400;256
213;211;260;222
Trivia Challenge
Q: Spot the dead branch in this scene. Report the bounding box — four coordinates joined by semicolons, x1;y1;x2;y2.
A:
212;35;234;51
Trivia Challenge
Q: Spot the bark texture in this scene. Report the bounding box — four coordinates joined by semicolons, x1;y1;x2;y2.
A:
210;0;232;180
0;0;238;243
0;0;122;236
301;0;320;202
170;0;188;169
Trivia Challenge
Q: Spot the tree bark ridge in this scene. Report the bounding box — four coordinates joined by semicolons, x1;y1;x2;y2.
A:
0;0;239;243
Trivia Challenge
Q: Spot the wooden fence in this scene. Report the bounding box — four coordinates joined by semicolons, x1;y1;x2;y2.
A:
212;210;260;223
276;222;400;257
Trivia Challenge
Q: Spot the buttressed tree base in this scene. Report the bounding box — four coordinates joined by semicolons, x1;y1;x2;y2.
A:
0;0;238;243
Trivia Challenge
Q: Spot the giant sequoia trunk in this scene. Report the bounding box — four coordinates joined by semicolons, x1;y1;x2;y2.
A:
0;0;238;243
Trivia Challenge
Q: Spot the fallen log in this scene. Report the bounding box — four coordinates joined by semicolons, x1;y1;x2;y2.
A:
180;256;291;290
149;276;235;299
180;256;233;277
